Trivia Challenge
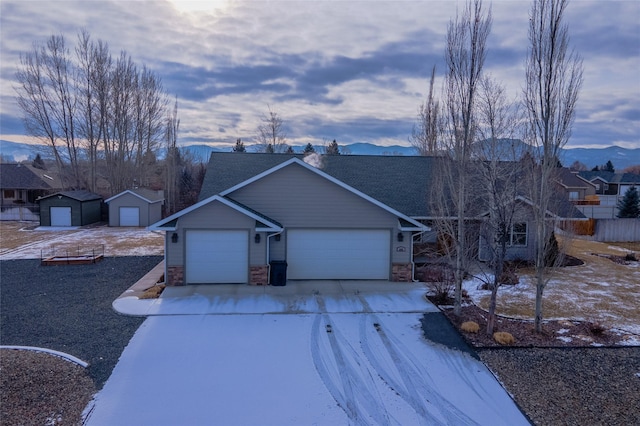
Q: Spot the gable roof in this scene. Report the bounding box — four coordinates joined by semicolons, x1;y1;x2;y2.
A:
199;152;585;221
105;188;165;204
219;157;428;230
200;153;435;218
555;168;596;189
578;171;640;185
149;195;283;231
0;163;63;190
38;190;102;202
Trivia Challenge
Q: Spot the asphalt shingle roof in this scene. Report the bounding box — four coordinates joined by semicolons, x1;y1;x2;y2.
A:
578;171;640;185
199;153;436;217
0;164;61;190
199;152;584;219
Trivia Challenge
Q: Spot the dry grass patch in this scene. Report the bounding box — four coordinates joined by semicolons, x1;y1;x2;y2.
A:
493;331;515;345
139;284;166;299
461;321;480;333
469;237;640;336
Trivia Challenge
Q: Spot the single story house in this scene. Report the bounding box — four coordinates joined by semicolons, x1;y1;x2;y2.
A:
38;190;103;227
0;163;63;221
105;188;165;227
150;153;585;286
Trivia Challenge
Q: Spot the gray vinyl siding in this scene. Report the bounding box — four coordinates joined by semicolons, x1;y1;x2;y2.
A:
392;231;411;263
228;163;398;228
166;201;263;267
107;192;162;227
228;163;411;265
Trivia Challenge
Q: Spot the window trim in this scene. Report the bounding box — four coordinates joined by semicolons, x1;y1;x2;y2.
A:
509;222;528;247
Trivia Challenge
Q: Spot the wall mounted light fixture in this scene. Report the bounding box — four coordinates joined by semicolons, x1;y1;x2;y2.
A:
171;232;179;243
255;234;261;244
397;232;404;242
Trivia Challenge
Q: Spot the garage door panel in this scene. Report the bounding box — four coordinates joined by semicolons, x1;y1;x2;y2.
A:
50;207;72;227
186;230;248;284
287;229;390;280
119;207;140;226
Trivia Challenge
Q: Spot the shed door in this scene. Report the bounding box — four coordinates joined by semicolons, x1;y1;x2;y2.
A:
186;230;248;284
50;207;72;227
119;207;140;226
286;229;390;280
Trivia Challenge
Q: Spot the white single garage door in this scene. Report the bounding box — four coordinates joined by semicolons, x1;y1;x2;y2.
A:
50;207;72;227
287;229;390;280
186;230;248;284
119;207;140;226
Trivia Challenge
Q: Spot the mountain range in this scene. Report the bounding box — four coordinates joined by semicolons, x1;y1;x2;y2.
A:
1;139;638;170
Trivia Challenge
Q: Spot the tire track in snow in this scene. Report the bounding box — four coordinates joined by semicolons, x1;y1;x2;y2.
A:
310;313;393;425
360;314;478;426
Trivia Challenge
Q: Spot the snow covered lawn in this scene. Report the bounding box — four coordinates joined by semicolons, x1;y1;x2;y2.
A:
84;312;528;426
0;221;163;259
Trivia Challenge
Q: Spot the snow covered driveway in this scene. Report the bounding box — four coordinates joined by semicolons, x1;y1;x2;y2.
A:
86;287;528;425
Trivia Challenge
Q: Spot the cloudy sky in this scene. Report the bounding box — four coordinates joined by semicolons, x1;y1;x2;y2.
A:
1;0;638;150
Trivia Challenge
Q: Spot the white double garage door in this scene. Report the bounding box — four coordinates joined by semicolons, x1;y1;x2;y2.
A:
185;229;391;284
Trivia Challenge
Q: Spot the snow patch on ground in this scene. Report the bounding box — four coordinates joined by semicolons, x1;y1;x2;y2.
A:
0;227;163;260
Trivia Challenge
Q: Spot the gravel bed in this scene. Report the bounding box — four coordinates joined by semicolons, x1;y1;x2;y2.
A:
0;256;161;387
0;349;96;426
479;347;640;426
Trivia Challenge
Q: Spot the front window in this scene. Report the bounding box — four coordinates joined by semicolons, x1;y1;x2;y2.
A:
569;191;579;200
510;223;527;246
3;189;15;199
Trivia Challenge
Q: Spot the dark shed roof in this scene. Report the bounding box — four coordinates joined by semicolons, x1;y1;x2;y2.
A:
39;190;102;202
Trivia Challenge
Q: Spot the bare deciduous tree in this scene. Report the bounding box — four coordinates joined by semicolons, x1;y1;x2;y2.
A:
474;76;523;335
165;97;180;215
257;106;287;153
15;30;173;196
523;0;583;332
15;43;66;182
409;65;440;155
15;36;83;188
433;0;492;316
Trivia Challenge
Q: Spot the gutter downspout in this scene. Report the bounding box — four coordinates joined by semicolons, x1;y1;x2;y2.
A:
266;230;284;285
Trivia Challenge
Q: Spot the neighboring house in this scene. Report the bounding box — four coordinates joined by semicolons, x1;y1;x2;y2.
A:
578;171;640;205
105;188;165;227
574;171;640;218
38;190;103;227
555;167;597;202
151;153;585;286
0;163;63;221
